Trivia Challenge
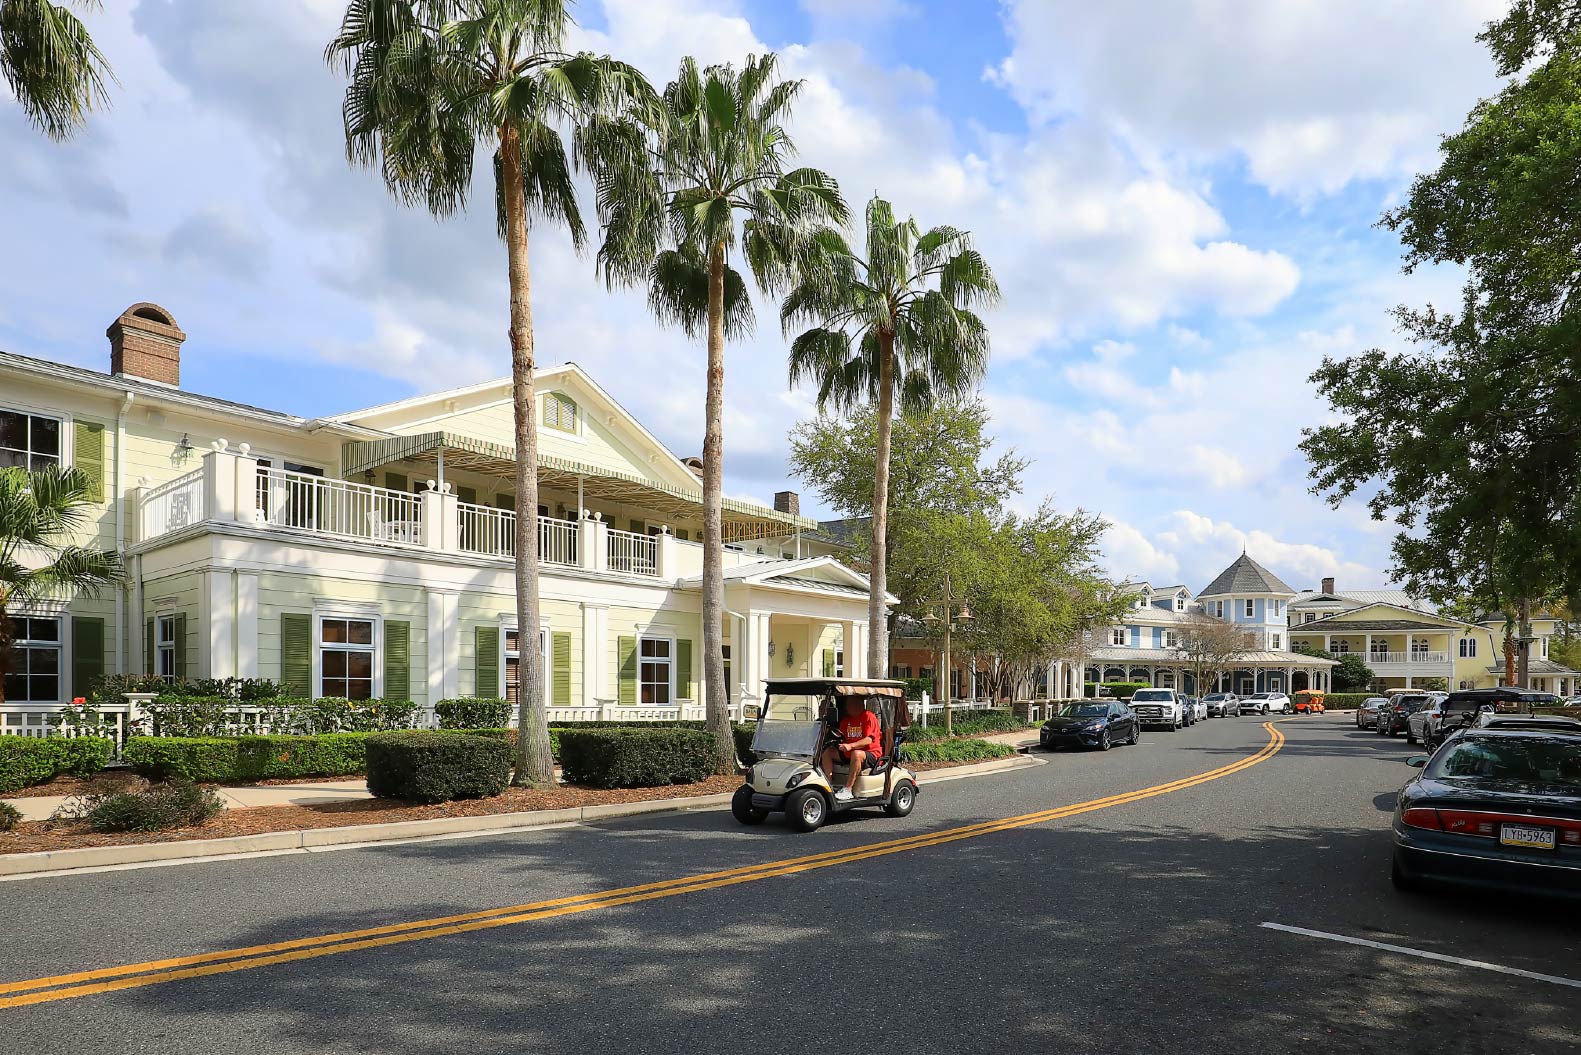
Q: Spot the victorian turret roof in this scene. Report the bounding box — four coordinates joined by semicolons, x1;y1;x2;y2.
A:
1198;553;1294;597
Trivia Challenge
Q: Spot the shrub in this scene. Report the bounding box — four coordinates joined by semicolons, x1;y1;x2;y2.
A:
733;723;757;766
901;676;934;699
1100;681;1151;699
234;734;369;779
365;732;512;803
557;728;715;789
71;781;226;833
435;698;513;729
1318;693;1378;710
901;738;1016;763
0;737;114;793
0;801;20;831
123;737;240;782
292;697;420;734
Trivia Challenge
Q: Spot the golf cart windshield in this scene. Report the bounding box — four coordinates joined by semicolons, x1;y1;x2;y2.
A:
752;693;829;759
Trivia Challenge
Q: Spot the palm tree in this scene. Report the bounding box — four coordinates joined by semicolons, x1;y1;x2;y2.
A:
784;195;998;680
593;53;846;773
326;0;655;785
0;465;122;703
1;0;114;139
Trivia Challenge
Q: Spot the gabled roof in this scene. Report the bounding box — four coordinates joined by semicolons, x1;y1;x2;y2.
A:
1289;602;1473;632
1291;588;1431;613
682;555;893;602
1198;554;1294;597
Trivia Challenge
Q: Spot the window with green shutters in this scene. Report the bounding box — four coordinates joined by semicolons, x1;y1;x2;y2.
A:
281;613;312;697
544;392;578;432
71;616;104;700
476;625;499;698
552;631;572;707
172;614;187;681
384;621;411;700
73;421;105;501
617;635;637;706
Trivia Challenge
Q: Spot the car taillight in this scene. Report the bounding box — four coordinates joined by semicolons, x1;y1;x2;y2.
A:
1566;830;1581;846
1436;810;1499;838
1401;807;1441;831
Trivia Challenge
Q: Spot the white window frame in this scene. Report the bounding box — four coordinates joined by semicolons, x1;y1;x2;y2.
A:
638;633;675;706
156;613;178;682
5;612;65;704
1111;627;1126;646
1162;631;1178;648
0;403;68;473
1459;637;1477;658
1243;599;1255;619
313;607;382;701
1271;600;1282;618
1334;640;1349;654
1214;600;1225;619
1175;595;1186;612
1270;633;1281;650
1304;612;1316;623
501;621;550;703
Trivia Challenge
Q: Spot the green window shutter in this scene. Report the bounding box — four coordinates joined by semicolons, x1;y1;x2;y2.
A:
144;618;155;675
552;631;572;708
384;620;411;700
822;648;835;677
73;421;106;502
457;486;477;506
173;613;188;680
676;639;693;702
71;616;104;699
476;625;499;698
384;472;407;493
281;613;312;697
617;635;637;707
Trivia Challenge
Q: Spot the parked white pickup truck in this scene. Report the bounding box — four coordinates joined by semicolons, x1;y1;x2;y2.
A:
1128;688;1185;731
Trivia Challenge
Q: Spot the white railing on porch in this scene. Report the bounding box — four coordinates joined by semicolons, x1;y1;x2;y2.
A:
607;527;659;576
1366;651;1451;665
258;467;423;546
139;468;206;541
456;503;579;566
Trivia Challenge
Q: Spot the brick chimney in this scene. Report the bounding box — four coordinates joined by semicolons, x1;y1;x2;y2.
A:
108;302;185;386
1321;576;1335;595
774;490;800;516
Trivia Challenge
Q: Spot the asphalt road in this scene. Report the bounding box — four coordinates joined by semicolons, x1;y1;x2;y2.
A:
3;715;1579;1054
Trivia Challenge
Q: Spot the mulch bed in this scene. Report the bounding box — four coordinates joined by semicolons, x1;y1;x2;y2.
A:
4;771;149;798
1;755;1012;858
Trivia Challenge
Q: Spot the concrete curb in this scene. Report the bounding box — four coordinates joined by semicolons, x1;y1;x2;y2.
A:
0;754;1041;880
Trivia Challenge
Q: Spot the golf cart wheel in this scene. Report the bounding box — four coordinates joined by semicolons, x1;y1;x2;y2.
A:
786;788;828;832
885;780;917;817
731;785;768;826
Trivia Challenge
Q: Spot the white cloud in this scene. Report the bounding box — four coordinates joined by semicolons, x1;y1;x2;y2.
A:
992;0;1507;199
1103;519;1181;583
1158;510;1379;590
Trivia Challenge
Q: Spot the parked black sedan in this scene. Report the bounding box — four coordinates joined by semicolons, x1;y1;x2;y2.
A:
1041;701;1139;751
1392;729;1581;897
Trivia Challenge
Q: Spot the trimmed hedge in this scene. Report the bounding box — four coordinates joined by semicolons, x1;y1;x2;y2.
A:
434;698;513;730
124;737;240;782
1318;693;1378;710
906;712;1029;744
902;738;1016;763
557;728;715;789
0;737;114;793
366;731;512;803
235;734;369;779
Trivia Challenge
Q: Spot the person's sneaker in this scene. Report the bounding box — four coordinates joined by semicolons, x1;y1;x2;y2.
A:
834;788;854;802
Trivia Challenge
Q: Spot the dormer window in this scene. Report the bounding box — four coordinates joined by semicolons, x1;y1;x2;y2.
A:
544;392;578;433
1175;595;1185;611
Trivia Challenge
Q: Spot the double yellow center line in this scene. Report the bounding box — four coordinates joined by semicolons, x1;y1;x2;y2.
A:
1;722;1286;1009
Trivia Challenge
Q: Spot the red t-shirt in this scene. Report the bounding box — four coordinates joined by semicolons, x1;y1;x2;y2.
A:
838;710;882;758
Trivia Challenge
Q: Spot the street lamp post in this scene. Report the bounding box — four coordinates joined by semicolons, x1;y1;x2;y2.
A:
924;571;973;735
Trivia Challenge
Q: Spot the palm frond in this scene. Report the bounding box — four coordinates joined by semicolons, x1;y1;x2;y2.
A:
647;244;754;340
0;0;116;140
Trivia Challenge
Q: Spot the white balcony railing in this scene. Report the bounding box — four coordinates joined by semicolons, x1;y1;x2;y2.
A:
140;468;206;541
1368;651;1408;664
456;503;578;567
607;527;660;576
257;467;423;546
1364;650;1451;666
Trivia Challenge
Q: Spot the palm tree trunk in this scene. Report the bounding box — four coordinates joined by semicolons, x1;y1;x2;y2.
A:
501;126;552;786
702;239;733;774
1504;617;1517;687
868;329;894;679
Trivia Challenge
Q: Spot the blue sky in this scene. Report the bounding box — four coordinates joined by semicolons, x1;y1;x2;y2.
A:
0;0;1510;594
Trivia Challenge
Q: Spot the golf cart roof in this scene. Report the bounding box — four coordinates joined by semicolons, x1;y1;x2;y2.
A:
763;677;907;699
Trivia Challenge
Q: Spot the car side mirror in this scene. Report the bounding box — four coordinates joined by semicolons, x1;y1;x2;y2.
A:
1406;756;1429;768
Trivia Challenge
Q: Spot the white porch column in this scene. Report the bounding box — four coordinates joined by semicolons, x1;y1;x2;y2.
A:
233;445;259;524
426;590;460;705
201;442;238;523
1364;634;1372;662
581;603;605;708
1046;659;1058;700
420;485;458;553
237;573;259;678
744;611;771;707
202;569;234;679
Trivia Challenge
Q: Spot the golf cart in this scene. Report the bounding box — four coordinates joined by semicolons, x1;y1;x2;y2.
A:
732;677;919;833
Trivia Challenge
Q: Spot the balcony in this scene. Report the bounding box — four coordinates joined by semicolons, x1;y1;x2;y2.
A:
131;446;758;582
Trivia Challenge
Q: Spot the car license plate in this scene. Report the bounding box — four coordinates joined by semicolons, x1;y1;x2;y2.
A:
1500;824;1557;850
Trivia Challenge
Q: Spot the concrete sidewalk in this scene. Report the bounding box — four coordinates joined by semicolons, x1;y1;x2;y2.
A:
5;780;373;823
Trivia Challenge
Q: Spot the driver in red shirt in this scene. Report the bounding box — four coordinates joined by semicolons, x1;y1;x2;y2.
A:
820;697;883;802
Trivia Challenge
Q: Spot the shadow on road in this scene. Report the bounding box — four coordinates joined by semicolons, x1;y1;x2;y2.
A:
68;818;1581;1055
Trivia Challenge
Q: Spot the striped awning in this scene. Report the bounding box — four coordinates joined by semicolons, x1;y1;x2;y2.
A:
341;431;817;539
